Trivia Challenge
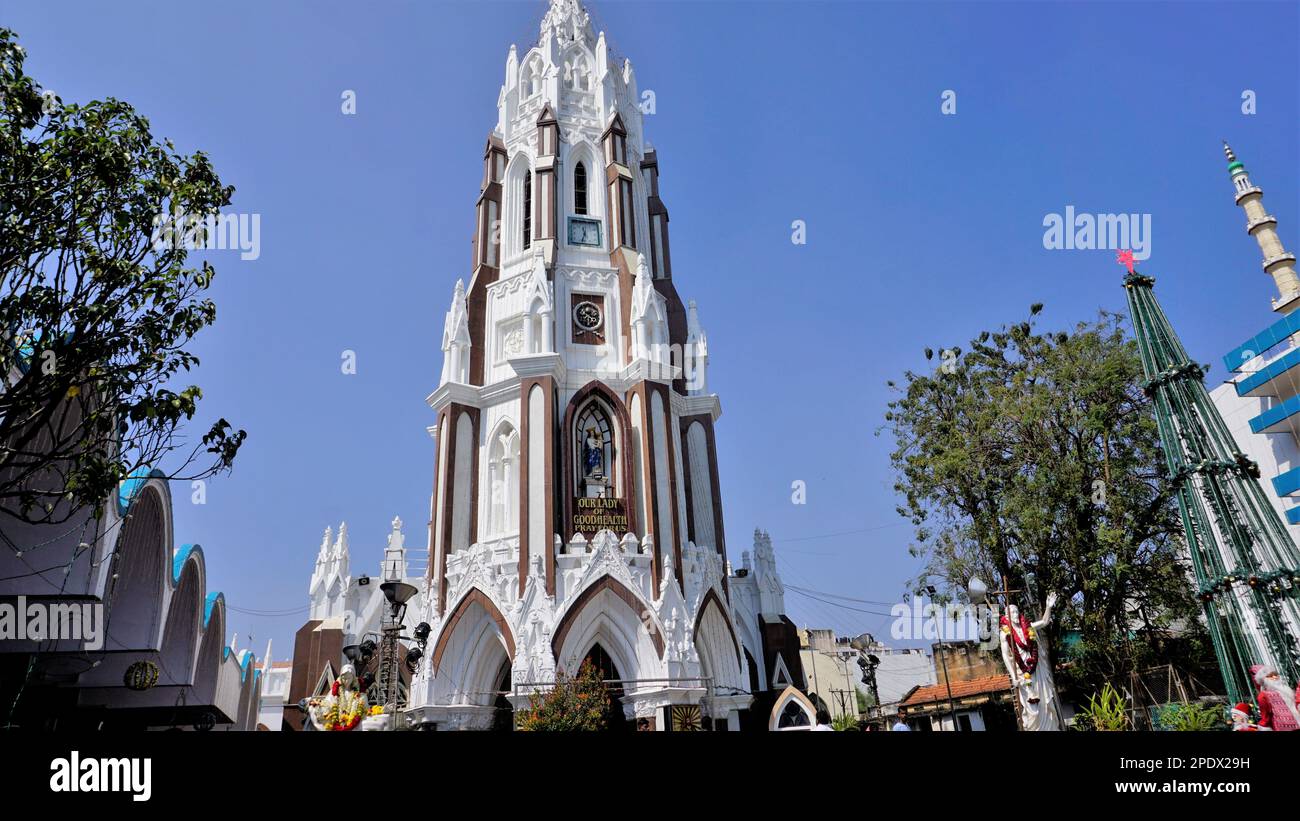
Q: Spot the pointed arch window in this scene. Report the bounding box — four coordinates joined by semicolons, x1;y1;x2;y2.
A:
565;54;591;92
523;171;532;250
522;56;543;99
574;162;588;216
575;402;615;498
779;700;811;729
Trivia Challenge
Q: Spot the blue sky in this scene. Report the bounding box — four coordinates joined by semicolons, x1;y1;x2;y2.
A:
5;0;1297;661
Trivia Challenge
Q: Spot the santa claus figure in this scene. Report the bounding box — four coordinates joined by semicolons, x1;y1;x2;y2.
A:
1251;664;1300;731
1229;702;1265;731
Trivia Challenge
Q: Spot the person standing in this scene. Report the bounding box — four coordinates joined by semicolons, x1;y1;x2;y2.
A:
813;709;835;731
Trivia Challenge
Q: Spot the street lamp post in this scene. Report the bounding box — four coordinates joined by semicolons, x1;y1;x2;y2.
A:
924;584;960;730
377;581;421;730
857;652;880;718
969;574;1026;730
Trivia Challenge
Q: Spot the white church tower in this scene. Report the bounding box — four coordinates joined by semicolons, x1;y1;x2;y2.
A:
405;0;804;731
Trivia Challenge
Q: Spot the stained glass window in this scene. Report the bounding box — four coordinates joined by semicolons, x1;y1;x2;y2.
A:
574;162;587;215
523;171;532;250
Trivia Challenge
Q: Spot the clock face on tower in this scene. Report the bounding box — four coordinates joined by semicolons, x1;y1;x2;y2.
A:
568;217;602;247
571;295;605;345
573;300;602;332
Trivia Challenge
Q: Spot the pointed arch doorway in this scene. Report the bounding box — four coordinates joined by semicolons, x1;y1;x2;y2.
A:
583;643;631;731
491;659;514;732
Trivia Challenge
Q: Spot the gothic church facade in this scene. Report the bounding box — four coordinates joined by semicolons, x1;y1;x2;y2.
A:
297;0;807;731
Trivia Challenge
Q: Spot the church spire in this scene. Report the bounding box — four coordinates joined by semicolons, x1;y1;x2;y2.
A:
540;0;595;48
1224;140;1300;312
317;525;333;562
383;516;408;581
440;279;471;385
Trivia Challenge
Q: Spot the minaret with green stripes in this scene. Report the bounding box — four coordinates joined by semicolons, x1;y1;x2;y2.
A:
1224;141;1300;312
1124;268;1300;704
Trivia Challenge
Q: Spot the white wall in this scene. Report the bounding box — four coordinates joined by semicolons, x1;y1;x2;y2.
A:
1209;382;1300;544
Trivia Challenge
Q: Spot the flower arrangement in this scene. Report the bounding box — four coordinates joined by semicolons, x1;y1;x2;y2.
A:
1000;623;1036;641
306;671;369;731
1000;612;1039;676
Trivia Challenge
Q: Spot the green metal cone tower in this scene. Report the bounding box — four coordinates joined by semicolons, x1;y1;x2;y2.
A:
1124;269;1300;704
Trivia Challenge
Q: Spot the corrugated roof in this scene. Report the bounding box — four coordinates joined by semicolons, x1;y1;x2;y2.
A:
899;674;1012;707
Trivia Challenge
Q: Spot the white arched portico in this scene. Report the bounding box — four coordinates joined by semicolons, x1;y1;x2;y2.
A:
551;575;666;719
693;591;750;728
428;587;516;728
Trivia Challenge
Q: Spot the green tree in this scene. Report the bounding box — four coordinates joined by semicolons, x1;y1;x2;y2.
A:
882;307;1208;693
856;689;873;714
0;28;244;531
514;660;611;731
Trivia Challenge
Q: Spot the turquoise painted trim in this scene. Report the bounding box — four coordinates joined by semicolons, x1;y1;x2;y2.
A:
116;467;166;515
204;592;224;628
172;543;201;584
1224;312;1300;373
1273;466;1300;497
6;327;43;374
221;645;258;679
1288;506;1300;526
1237;346;1300;397
1250;394;1300;434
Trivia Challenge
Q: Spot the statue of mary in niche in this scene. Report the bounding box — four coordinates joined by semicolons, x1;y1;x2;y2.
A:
583;426;605;480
